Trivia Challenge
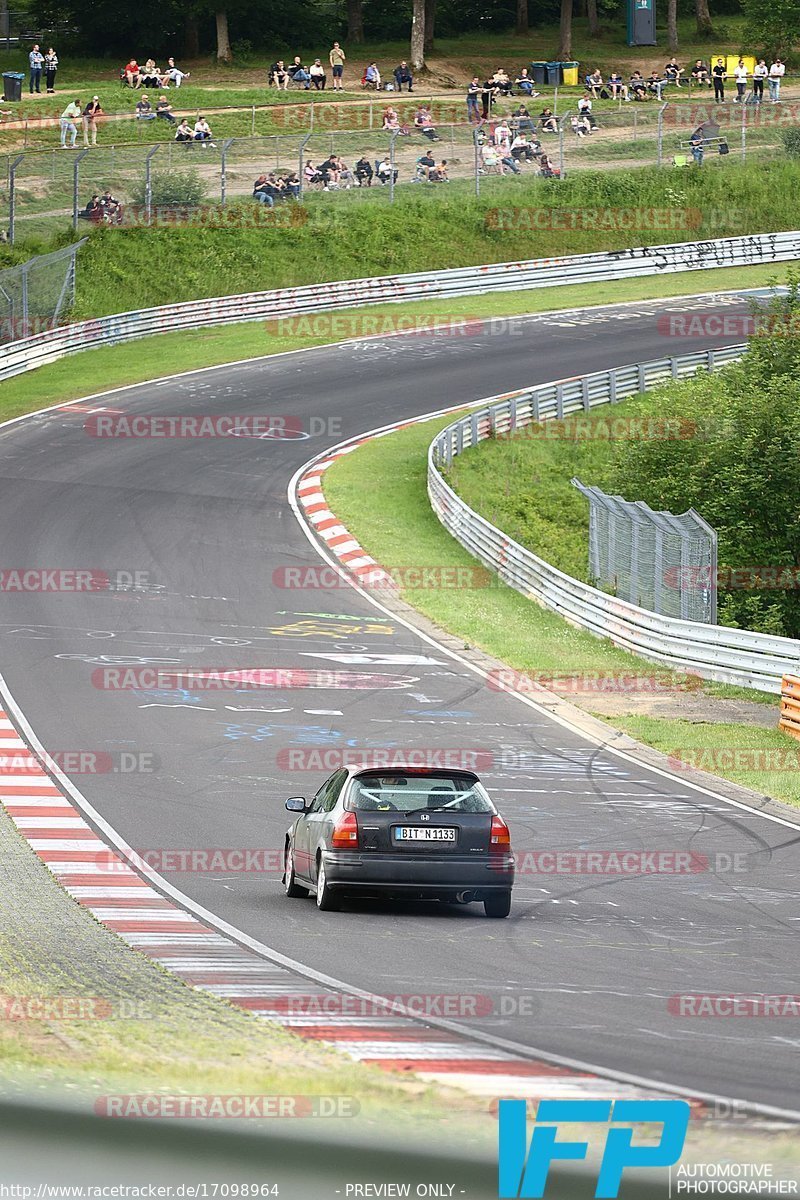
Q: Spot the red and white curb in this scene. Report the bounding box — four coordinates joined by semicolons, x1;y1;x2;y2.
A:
0;708;683;1108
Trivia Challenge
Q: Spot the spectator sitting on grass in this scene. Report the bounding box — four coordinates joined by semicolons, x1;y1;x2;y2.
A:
691;59;711;86
664;58;684;86
571;113;592;138
309;58;326;89
382;105;409;133
193;116;215;146
511;130;538;160
362;61;381;89
135;94;156;120
175;118;193;142
539;107;558;132
514;68;538;97
512;104;535;131
394;61;413;91
304;160;323;185
140;60;163;88
647;70;664;98
415;150;436;179
83;193;103;221
577;94;597;128
629;71;647;100
335;156;355;187
355;155;373;186
318;154;340;188
490;68;512;95
156;94;176;122
289;57;311;88
101;189;122;222
124;59;141;88
608;71;630;100
414;105;440;140
253;174;274;206
539;152;558;177
166;57;189;87
586;68;605;98
270;60;289;89
430;159;449;182
493;118;512;150
282;170;301;199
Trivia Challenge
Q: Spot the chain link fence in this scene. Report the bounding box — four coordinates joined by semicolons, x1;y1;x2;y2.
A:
0;240;83;343
572;478;718;624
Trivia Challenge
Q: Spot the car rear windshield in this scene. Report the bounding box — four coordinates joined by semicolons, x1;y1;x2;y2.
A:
347;773;494;814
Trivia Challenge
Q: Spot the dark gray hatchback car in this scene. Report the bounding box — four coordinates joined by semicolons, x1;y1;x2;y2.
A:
282;765;514;917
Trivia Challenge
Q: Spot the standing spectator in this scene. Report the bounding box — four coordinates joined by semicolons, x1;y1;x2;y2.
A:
608;71;630;100
768;58;785;102
354;154;373;186
481;78;496;119
135;95;156;121
29;44;44;93
289;57;311;88
59;98;80;147
329;42;346;90
733;59;748;102
174;117;193;143
394;61;413;92
712;58;726;103
753;60;767;104
44;47;58;94
165;57;189;87
466;77;481;123
193;116;215;146
124;59;141;88
690;60;711;87
362;61;381;89
156;94;176;123
83;96;102;146
309;59;326;90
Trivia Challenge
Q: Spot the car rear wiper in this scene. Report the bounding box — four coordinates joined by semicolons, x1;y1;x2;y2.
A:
404;805;458;815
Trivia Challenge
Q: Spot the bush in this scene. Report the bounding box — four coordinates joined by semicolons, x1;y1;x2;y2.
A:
129;169;208;209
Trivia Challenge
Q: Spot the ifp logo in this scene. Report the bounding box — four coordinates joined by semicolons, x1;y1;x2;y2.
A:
499;1099;690;1197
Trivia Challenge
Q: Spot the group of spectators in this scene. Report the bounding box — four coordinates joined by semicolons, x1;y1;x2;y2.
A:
28;45;58;93
477;112;560;176
122;58;190;88
80;190;122;224
584;57;787;103
59;96;103;147
268;49;417;94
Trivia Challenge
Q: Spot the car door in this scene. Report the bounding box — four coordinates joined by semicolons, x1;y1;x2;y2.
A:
307;769;349;881
293;771;345;882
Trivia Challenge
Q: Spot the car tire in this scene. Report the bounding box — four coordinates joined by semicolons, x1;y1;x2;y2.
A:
284;843;308;898
315;856;341;912
484;891;512;918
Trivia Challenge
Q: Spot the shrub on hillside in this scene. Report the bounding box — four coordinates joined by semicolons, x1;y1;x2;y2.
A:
130;169;207;209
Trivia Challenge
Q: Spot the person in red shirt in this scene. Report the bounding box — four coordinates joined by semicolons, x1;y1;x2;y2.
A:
124;59;140;88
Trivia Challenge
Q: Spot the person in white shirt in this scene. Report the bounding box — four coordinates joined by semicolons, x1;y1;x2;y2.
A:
733;59;748;103
769;59;785;102
165;58;190;87
578;94;597;128
753;59;768;104
193;117;215;146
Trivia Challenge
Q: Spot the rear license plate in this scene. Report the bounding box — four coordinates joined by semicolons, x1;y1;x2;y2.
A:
394;826;457;842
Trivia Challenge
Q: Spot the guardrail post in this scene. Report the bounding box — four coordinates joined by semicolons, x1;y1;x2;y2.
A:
556;383;564;419
531;390;540;422
8;153;24;245
609;370;618;403
671;355;679;378
582;376;590;411
220;138;234;205
72;148;90;232
509;397;517;431
638;363;647;391
144;144;160;226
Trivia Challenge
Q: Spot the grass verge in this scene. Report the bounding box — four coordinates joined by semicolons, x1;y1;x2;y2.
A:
323;404;800;810
0;261;784;423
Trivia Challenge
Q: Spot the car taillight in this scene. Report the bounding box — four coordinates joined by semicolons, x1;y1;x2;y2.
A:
490;815;511;853
331;812;359;849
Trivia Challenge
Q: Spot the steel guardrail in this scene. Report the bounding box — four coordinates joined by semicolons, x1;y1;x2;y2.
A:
0;229;797;383
427;344;800;694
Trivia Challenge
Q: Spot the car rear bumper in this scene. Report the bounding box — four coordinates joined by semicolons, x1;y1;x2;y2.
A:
321;849;514;895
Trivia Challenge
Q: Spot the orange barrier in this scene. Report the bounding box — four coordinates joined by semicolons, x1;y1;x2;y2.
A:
778;674;800;739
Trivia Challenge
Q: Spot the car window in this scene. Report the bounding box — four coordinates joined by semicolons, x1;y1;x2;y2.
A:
346;773;494;814
321;769;347;812
308;772;337;813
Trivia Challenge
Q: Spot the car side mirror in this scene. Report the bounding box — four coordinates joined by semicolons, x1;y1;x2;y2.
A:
285;796;307;812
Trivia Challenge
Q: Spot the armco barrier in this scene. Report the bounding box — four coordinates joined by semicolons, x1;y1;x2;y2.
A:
428;346;800;695
0;229;798;383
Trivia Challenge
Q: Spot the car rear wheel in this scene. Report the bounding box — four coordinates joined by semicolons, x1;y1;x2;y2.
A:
484;891;512;918
315;857;341;911
284;843;308;898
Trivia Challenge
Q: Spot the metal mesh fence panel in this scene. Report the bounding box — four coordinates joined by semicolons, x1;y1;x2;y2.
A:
0;240;82;342
572;478;717;623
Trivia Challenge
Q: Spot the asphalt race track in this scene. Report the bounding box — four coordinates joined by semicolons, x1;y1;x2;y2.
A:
1;293;798;1112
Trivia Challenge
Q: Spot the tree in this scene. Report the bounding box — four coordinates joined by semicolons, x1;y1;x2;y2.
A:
695;0;714;36
667;0;678;53
586;0;600;37
347;0;364;44
557;0;572;59
424;0;437;54
743;0;800;58
515;0;528;35
410;0;425;70
215;9;232;60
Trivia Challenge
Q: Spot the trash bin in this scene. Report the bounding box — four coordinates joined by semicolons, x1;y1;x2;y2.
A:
561;61;579;86
530;61;547;86
3;72;23;102
546;61;563;86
